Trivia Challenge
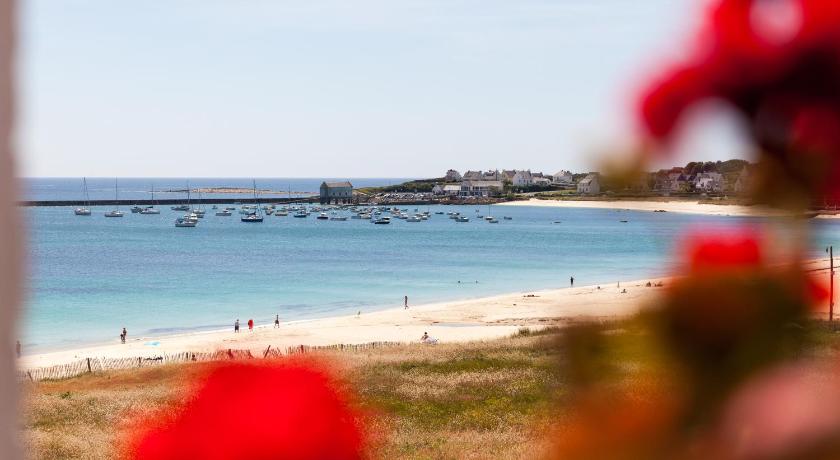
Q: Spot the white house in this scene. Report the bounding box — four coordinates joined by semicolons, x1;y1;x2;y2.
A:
576;174;600;194
552;170;573;185
532;177;551;186
460;180;503;197
445;169;462;181
433;184;462;196
694;172;724;192
512;170;533;187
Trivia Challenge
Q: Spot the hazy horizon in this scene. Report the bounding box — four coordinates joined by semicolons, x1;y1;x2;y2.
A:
18;0;750;178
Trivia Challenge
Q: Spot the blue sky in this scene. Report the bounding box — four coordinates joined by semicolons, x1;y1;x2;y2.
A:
17;0;747;177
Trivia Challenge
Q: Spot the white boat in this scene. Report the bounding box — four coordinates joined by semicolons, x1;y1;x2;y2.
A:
374;216;391;224
330;215;348;221
488;218;499;223
316;212;329;220
140;185;161;214
171;204;190;211
407;216;421;222
130;205;143;213
104;179;123;217
175;216;197;227
74;178;92;216
293;210;307;218
216;210;232;216
455;216;469;222
241;180;264;223
274;210;288;216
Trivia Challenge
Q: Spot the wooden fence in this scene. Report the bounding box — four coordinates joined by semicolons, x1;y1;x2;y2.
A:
19;341;404;382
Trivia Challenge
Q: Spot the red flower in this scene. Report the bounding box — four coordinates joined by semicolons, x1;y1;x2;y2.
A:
638;0;840;201
122;361;366;460
682;228;763;273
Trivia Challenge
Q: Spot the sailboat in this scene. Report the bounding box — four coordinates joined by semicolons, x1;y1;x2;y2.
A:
104;179;124;217
74;178;92;216
241;180;264;223
171;184;191;211
140;185;161;214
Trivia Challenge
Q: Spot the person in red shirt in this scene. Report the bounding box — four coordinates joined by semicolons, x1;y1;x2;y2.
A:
247;319;254;332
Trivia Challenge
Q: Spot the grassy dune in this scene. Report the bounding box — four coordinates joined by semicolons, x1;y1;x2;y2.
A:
21;323;840;459
22;329;564;459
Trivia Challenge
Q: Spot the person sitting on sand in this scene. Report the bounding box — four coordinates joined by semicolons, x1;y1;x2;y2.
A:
248;319;254;332
420;332;438;344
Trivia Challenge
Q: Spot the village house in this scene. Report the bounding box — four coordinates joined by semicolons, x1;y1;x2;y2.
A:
532;176;551;187
694;172;724;192
482;170;501;181
462;170;482;181
432;184;462;196
553;170;573;185
576;174;600;195
444;169;462;181
512;170;533;187
319;181;353;204
460;180;503;197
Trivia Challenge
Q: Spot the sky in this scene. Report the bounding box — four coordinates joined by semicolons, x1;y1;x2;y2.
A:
17;0;750;178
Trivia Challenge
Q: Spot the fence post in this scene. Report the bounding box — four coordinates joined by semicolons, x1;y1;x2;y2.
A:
263;345;271;358
86;358;91;373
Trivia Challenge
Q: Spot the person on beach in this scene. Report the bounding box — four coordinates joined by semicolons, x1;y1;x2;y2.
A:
248;319;254;332
235;319;240;333
404;295;408;309
274;315;280;328
15;340;20;358
420;332;438;344
570;276;574;287
122;327;127;343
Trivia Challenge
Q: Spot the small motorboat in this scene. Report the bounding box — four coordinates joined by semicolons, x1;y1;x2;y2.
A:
435;211;444;215
175;217;197;227
130;205;143;213
275;211;288;216
241;213;264;223
74;208;91;216
171;205;190;211
104;210;124;218
455;216;469;222
374;217;391;224
488;218;499;223
330;216;348;221
503;216;512;220
293;211;307;218
407;216;421;222
316;213;329;220
140;206;160;215
216;210;232;216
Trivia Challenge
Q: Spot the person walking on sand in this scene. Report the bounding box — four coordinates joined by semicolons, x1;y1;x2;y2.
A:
234;319;240;333
121;327;127;344
570;276;574;287
274;315;280;328
404;295;408;309
248;318;254;332
15;340;20;358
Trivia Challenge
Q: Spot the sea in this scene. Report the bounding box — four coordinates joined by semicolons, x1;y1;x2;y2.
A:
20;178;840;353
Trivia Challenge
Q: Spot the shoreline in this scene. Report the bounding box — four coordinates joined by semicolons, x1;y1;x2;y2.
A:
19;277;672;369
498;198;789;217
19;257;834;370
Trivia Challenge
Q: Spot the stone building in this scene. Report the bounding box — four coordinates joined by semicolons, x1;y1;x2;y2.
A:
319;181;353;204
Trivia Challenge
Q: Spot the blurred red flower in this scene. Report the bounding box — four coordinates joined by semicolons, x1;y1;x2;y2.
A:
122;361;366;460
639;0;840;201
683;229;763;272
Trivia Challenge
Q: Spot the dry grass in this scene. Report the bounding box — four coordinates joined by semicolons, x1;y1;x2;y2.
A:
21;332;565;459
23;324;839;459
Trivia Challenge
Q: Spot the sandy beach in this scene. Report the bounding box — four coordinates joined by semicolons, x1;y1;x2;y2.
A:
20;278;669;369
498;198;789;217
20;257;835;371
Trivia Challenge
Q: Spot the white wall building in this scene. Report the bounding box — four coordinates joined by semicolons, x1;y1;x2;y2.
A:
552;170;573;185
512;170;533;187
576;174;600;194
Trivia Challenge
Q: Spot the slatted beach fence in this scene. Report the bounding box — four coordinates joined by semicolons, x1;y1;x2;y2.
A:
19;341;406;382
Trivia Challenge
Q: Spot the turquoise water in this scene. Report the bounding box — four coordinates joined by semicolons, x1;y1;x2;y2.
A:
22;200;840;353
